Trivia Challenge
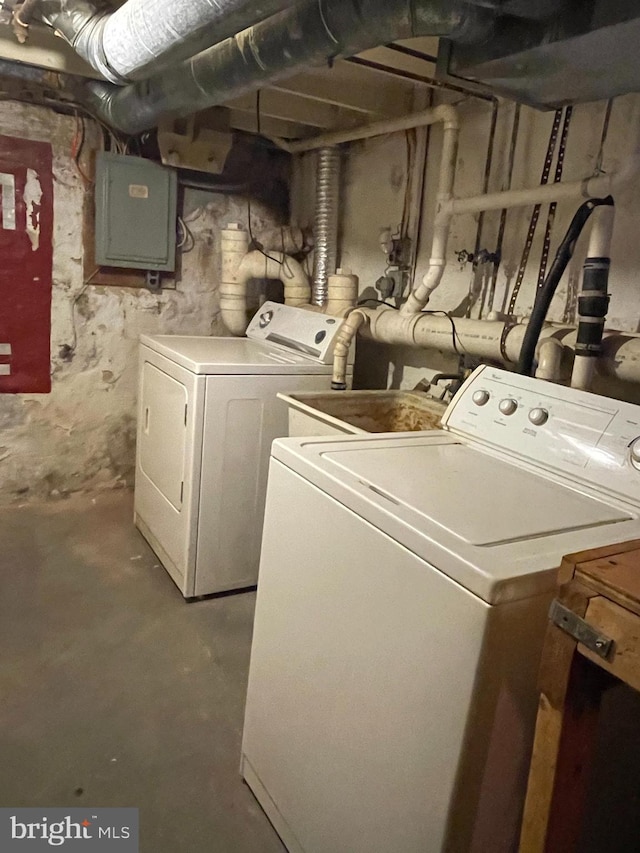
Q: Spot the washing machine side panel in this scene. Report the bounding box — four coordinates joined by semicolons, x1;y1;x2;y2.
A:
242;459;491;853
134;346;205;596
195;373;332;596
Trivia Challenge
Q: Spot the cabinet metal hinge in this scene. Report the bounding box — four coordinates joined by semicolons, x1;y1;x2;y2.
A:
549;599;614;660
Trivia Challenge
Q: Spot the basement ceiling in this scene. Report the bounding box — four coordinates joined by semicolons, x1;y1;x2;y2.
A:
0;14;451;141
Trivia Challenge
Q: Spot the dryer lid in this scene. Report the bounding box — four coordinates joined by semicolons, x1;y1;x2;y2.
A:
139;335;335;374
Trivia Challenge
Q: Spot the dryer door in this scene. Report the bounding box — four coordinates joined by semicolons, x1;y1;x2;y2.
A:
134;349;204;597
139;361;187;510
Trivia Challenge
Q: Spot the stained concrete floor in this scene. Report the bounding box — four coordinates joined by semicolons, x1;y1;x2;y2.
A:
0;489;285;853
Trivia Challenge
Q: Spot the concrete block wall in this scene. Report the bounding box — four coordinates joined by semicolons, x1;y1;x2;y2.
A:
0;101;278;503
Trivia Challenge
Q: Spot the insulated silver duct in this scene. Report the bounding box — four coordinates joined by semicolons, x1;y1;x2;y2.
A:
35;0;296;83
312;147;341;306
76;0;495;133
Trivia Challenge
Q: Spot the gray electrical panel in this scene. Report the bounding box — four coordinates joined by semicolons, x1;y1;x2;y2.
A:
95;152;177;271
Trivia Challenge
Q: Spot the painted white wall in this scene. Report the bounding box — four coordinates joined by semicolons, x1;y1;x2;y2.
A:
292;91;640;394
0;101;278;502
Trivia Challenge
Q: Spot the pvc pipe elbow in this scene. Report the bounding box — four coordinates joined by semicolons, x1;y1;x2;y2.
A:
332;309;366;388
535;338;564;383
219;301;249;336
434;104;460;131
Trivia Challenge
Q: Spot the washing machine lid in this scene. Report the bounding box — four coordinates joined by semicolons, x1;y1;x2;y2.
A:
272;433;639;604
140;335;335;374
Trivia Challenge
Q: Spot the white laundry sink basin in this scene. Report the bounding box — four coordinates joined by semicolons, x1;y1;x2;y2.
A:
278;390;447;436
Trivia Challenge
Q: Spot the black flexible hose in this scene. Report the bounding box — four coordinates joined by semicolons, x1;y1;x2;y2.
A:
516;195;614;376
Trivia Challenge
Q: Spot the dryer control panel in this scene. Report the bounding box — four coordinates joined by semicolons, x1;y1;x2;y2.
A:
246;302;349;365
443;365;640;507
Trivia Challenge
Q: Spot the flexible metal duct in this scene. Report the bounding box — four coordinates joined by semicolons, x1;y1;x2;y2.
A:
76;0;495;133
313;147;341;306
34;0;296;83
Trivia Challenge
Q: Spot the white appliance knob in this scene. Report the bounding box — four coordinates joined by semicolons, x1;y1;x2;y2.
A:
472;390;490;407
499;398;518;416
630;438;640;468
529;407;549;426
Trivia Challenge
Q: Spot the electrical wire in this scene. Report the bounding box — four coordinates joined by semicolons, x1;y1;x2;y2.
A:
400;130;414;241
177;216;195;252
246;90;292;273
71;112;92;186
421;310;468;355
487;104;521;316
357;298;399;308
594;99;614;176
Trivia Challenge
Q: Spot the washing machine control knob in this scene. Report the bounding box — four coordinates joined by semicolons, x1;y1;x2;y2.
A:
630;437;640;468
499;398;518;416
472;390;490;407
258;310;274;329
529;407;549;427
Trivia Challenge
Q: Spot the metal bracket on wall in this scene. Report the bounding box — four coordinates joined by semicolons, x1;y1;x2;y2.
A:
145;270;162;292
549;599;614;660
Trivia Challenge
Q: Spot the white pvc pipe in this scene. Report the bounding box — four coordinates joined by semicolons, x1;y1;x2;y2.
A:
220;246;311;336
570;204;616;391
570;355;595;391
401;136;640;318
220;222;250;335
329;304;640;390
402;117;459;314
273;105;461;321
586;204;615;257
535;338;564;382
332;309;367;388
439;163;636;221
325;269;359;316
272;104;459;154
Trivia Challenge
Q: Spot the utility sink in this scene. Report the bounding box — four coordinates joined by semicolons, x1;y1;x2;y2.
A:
279;390;447;437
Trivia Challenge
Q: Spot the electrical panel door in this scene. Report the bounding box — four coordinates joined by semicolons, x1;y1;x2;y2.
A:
95;152;177;271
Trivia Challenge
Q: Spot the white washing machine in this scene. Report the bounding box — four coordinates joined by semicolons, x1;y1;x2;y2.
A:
242;365;640;853
134;301;351;598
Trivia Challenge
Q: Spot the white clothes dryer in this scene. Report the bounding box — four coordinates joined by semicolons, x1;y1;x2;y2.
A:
134;302;351;598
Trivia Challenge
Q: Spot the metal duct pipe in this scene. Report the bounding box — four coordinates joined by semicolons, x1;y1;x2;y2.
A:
312;147;340;306
75;0;495;134
35;0;296;83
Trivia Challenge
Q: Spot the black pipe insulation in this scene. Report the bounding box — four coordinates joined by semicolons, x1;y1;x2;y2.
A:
574;249;613;364
516;196;614;377
73;0;496;134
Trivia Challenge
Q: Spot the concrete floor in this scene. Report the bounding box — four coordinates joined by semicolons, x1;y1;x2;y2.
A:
0;490;285;853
